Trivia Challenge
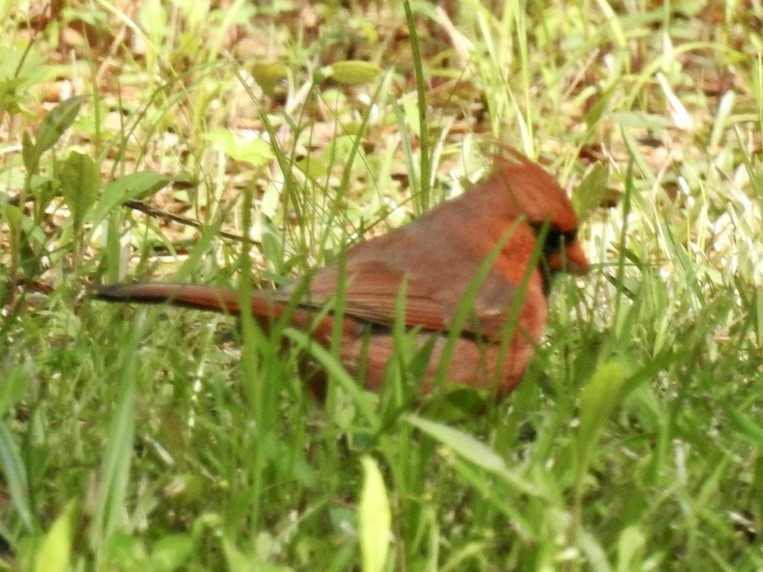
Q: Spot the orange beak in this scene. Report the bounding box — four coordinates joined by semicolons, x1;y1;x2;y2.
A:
563;241;590;275
547;240;590;275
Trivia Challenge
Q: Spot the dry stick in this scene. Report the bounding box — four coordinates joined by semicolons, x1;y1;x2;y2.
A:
5;194;250;244
123;199;251;243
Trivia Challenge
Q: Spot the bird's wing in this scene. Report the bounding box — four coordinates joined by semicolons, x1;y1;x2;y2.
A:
277;259;518;339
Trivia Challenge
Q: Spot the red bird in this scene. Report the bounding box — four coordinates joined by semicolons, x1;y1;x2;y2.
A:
92;149;589;396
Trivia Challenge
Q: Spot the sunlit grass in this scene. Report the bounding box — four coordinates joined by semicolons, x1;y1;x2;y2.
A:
0;1;761;570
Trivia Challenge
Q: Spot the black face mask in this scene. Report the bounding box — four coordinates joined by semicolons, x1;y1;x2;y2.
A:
529;222;578;295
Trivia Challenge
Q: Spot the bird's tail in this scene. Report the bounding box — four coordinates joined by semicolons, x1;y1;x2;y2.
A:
91;283;250;314
90;282;359;344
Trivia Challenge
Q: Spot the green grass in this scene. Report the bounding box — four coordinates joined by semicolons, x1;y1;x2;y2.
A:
1;1;762;570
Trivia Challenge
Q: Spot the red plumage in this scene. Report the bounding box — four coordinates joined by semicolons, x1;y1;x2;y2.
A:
92;149;589;396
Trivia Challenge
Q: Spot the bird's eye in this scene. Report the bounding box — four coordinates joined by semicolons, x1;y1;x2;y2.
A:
529;223;577;255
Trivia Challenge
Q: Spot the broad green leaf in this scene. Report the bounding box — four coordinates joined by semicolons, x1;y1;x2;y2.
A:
616;525;646;572
613;110;671;131
294;154;328;180
1;203;23;231
252;61;288;97
87;170;174;227
21;93;84;171
359;456;390;572
103;170;174;199
0;77;26;115
327;61;381;85
577;360;628;465
35;502;75;572
149;534;193;572
34;95;87;157
405;414;538;496
204;129;274;166
407;414;505;472
21;130;36;172
60;151;100;231
573;163;610;221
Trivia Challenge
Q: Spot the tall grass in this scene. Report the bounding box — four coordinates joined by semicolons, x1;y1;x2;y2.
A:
0;1;761;569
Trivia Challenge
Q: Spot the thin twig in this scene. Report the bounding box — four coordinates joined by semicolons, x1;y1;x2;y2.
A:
123;199;251;243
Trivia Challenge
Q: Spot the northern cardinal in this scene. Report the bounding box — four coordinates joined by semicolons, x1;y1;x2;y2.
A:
92;148;589;396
